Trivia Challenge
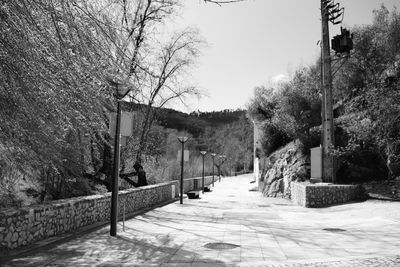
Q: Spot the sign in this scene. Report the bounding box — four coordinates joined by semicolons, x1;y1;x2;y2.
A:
177;150;189;162
121;112;134;136
310;147;322;181
109;112;136;137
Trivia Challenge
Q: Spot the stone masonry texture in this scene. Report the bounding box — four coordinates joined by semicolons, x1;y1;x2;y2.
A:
0;176;215;250
291;182;365;207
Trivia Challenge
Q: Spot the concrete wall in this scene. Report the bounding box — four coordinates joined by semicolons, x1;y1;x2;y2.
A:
0;176;218;250
291;182;365;208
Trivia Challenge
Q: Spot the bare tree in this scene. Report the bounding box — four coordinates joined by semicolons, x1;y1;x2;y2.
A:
134;28;203;163
84;0;204;185
203;0;245;6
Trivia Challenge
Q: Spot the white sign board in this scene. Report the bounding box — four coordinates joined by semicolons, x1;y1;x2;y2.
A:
109;112;135;137
177;150;189;162
311;147;322;179
121;112;134;136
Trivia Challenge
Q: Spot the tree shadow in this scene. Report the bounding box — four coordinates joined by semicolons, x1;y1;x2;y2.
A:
3;228;228;266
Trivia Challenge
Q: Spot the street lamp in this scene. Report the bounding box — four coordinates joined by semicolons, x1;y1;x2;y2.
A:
210;153;217;187
177;136;189;204
110;82;130;237
200;151;207;193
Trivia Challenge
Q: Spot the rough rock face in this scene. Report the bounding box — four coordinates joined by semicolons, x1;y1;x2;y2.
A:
260;141;310;198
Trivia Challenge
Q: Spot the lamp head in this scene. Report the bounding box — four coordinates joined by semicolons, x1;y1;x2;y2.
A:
107;76;131;99
177;136;189;143
116;84;130;99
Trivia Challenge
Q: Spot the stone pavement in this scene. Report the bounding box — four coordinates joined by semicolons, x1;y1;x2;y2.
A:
2;174;400;266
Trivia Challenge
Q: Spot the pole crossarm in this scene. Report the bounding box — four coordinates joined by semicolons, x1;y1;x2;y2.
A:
322;0;344;25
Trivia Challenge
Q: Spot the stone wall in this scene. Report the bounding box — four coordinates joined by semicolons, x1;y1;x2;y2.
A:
291;182;365;208
0;176;217;250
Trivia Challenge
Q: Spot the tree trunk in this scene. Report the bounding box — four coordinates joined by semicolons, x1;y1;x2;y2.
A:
101;135;113;191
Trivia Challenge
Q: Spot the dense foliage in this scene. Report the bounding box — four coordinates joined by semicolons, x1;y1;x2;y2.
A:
247;5;400;182
0;0;204;208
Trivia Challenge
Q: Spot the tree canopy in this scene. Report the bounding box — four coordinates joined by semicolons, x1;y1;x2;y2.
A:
0;0;203;207
247;5;400;182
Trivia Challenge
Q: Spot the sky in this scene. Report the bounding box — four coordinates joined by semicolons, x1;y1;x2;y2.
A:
169;0;399;113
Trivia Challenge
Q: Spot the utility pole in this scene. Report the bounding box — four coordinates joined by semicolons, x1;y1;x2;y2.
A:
321;0;335;183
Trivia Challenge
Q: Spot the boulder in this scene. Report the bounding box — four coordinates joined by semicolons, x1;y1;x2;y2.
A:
260;141;309;198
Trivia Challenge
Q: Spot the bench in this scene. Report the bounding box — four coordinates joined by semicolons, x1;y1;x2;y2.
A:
186;191;201;199
203;186;211;192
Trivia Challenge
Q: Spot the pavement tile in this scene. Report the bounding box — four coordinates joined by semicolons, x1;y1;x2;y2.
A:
217;254;241;263
259;241;279;248
168;252;196;263
160;263;193;267
192;263;227;267
193;252;220;263
241;250;263;259
3;174;400;267
283;253;309;261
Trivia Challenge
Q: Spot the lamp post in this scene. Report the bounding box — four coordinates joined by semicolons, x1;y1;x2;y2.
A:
210;153;217;187
177;136;189;204
200;151;207;193
110;82;130;237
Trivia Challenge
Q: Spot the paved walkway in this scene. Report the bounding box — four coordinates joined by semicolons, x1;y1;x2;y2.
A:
2;174;400;266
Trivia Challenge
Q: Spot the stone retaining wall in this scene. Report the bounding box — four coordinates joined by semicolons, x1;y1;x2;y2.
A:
291;182;365;208
0;176;218;250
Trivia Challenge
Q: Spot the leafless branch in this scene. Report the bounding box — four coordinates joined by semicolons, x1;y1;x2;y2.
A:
203;0;245;6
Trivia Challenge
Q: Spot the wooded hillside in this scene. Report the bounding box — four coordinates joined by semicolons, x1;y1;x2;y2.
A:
247;5;400;183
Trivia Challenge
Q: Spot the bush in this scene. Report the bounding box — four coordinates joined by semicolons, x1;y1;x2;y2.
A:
261;123;291;156
0;161;24;209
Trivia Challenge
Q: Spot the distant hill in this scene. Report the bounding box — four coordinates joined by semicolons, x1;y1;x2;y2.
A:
122;103;246;136
158;108;245;136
